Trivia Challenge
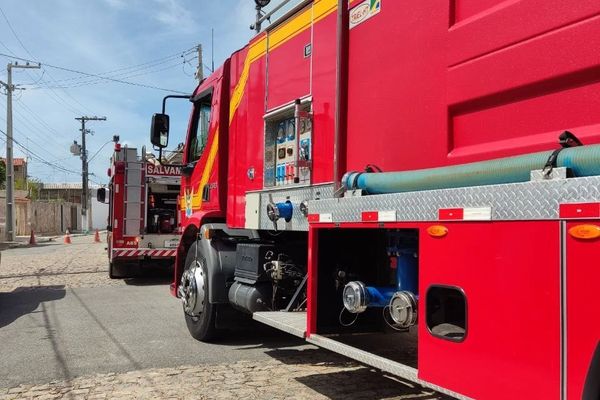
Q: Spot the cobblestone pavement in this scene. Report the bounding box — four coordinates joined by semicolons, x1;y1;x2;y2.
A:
0;358;447;400
0;235;120;292
0;236;453;400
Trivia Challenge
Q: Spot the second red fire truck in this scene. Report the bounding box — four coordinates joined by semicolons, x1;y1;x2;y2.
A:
98;140;181;278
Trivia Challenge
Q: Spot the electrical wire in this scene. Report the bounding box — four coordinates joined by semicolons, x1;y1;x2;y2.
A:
0;127;80;175
41;47;196;86
0;52;189;94
0;99;71;162
43;60;186;90
0;21;89;115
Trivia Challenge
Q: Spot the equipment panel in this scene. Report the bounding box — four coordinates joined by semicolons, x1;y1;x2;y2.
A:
264;102;312;188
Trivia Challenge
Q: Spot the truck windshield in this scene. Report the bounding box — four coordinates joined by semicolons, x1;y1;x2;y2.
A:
188;97;212;162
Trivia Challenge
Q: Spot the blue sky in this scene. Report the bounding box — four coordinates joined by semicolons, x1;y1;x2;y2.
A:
0;0;294;185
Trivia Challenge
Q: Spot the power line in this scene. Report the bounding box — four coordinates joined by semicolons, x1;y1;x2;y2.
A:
0;7;90;115
38;59;186;90
0;52;189;94
42;46;196;86
0;127;80;175
0;100;73;164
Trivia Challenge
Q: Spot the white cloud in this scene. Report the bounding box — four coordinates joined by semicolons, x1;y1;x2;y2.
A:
149;0;197;34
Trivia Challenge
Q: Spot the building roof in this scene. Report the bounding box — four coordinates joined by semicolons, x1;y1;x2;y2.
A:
0;157;26;166
42;183;102;190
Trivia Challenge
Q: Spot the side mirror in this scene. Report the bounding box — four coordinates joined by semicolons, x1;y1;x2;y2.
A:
96;188;108;204
151;113;170;148
181;163;195;177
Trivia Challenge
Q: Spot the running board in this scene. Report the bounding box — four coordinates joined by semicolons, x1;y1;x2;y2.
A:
306;334;472;400
252;311;306;338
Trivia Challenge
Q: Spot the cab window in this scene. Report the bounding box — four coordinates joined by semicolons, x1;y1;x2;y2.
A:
188;94;212;162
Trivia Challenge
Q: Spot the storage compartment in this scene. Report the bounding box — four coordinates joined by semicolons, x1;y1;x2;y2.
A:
314;227;420;367
145;182;179;234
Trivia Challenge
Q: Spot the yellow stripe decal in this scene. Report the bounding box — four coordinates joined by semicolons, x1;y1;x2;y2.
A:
229;0;340;124
180;124;221;212
229;37;267;124
195;126;219;209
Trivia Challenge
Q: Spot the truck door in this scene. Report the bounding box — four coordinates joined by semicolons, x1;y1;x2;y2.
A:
565;221;600;399
182;88;218;219
419;221;561;399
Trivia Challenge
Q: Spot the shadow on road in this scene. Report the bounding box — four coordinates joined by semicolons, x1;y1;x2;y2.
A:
296;367;451;400
215;323;306;349
123;266;173;286
0;285;66;329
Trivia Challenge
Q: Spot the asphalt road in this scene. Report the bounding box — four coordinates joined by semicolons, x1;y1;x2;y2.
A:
0;283;307;388
0;237;451;399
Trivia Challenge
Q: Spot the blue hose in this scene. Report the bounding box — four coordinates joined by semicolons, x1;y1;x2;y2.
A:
344;145;600;194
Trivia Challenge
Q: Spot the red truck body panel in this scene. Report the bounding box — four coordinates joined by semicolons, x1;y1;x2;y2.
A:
418;221;561;399
174;1;600;398
566;221;600;399
223;0;600;228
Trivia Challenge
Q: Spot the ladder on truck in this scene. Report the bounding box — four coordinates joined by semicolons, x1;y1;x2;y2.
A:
122;148;145;237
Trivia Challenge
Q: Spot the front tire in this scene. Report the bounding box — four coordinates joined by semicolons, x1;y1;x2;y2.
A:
179;242;217;341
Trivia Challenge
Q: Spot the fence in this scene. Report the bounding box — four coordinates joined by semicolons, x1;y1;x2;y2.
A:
0;190;81;237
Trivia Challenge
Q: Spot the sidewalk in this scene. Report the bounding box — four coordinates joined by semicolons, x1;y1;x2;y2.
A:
0;231;103;250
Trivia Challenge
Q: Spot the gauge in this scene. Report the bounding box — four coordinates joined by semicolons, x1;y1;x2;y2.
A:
277;123;286;143
286;119;295;140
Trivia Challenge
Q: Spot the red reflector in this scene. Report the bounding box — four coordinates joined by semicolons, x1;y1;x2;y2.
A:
559;203;600;219
115;161;126;173
439;208;464;220
361;211;378;222
307;214;320;223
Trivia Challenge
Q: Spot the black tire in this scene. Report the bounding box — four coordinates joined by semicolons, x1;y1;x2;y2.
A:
182;242;218;342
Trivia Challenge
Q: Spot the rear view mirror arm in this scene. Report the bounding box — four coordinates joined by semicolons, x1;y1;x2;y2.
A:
153;94;192;168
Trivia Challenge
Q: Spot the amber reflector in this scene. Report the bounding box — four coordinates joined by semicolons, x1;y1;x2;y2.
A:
427;225;448;237
568;224;600;240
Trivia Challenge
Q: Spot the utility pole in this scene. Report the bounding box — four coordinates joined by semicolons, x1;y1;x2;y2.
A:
195;44;203;82
75;116;106;233
1;61;40;242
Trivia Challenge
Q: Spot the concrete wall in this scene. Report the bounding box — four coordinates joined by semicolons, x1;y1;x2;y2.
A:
29;202;81;235
0;190;81;237
91;196;109;230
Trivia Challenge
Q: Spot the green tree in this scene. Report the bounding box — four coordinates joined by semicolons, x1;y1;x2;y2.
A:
15;177;42;200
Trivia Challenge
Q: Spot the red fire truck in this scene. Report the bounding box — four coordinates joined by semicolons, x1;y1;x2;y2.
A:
98;141;181;278
150;1;600;398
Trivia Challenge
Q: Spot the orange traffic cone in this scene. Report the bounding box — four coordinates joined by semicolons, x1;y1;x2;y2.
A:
94;229;101;243
64;229;72;244
29;230;36;245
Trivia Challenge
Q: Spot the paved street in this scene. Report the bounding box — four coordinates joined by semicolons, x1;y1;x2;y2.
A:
0;236;450;399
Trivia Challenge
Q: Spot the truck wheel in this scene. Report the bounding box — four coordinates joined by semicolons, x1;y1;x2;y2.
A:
179;242;217;341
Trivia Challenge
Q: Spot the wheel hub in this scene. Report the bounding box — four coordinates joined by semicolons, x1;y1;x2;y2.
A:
179;260;206;316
